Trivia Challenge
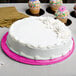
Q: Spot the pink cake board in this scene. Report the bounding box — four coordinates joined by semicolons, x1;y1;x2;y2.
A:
1;32;75;65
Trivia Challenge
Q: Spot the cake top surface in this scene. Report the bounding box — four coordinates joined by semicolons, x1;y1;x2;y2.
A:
9;17;72;49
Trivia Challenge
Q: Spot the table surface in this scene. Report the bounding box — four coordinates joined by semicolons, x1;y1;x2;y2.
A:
0;3;76;76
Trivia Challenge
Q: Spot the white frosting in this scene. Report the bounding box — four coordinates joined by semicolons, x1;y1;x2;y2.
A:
7;17;73;60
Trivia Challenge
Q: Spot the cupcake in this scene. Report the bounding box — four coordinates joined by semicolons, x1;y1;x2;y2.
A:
55;6;69;23
49;0;63;12
74;3;76;16
28;0;40;15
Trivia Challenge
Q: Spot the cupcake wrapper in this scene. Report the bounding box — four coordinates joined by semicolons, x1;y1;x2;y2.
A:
30;7;40;10
30;8;40;14
57;17;67;23
57;16;68;19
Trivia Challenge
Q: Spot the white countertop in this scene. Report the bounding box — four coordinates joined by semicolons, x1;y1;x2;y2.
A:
0;3;76;76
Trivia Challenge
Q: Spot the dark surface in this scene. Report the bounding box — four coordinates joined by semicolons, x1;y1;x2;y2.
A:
70;11;76;18
0;0;76;3
26;8;45;16
65;19;72;26
0;0;9;3
46;7;55;15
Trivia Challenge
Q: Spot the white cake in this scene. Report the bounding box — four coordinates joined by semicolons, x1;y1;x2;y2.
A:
7;17;73;60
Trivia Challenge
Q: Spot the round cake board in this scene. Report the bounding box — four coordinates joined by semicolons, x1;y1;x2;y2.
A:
1;32;75;65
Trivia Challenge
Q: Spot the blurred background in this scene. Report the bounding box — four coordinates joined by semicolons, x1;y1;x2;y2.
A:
0;0;76;3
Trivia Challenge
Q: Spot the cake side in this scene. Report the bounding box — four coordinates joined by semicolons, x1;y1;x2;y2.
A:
7;35;73;60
